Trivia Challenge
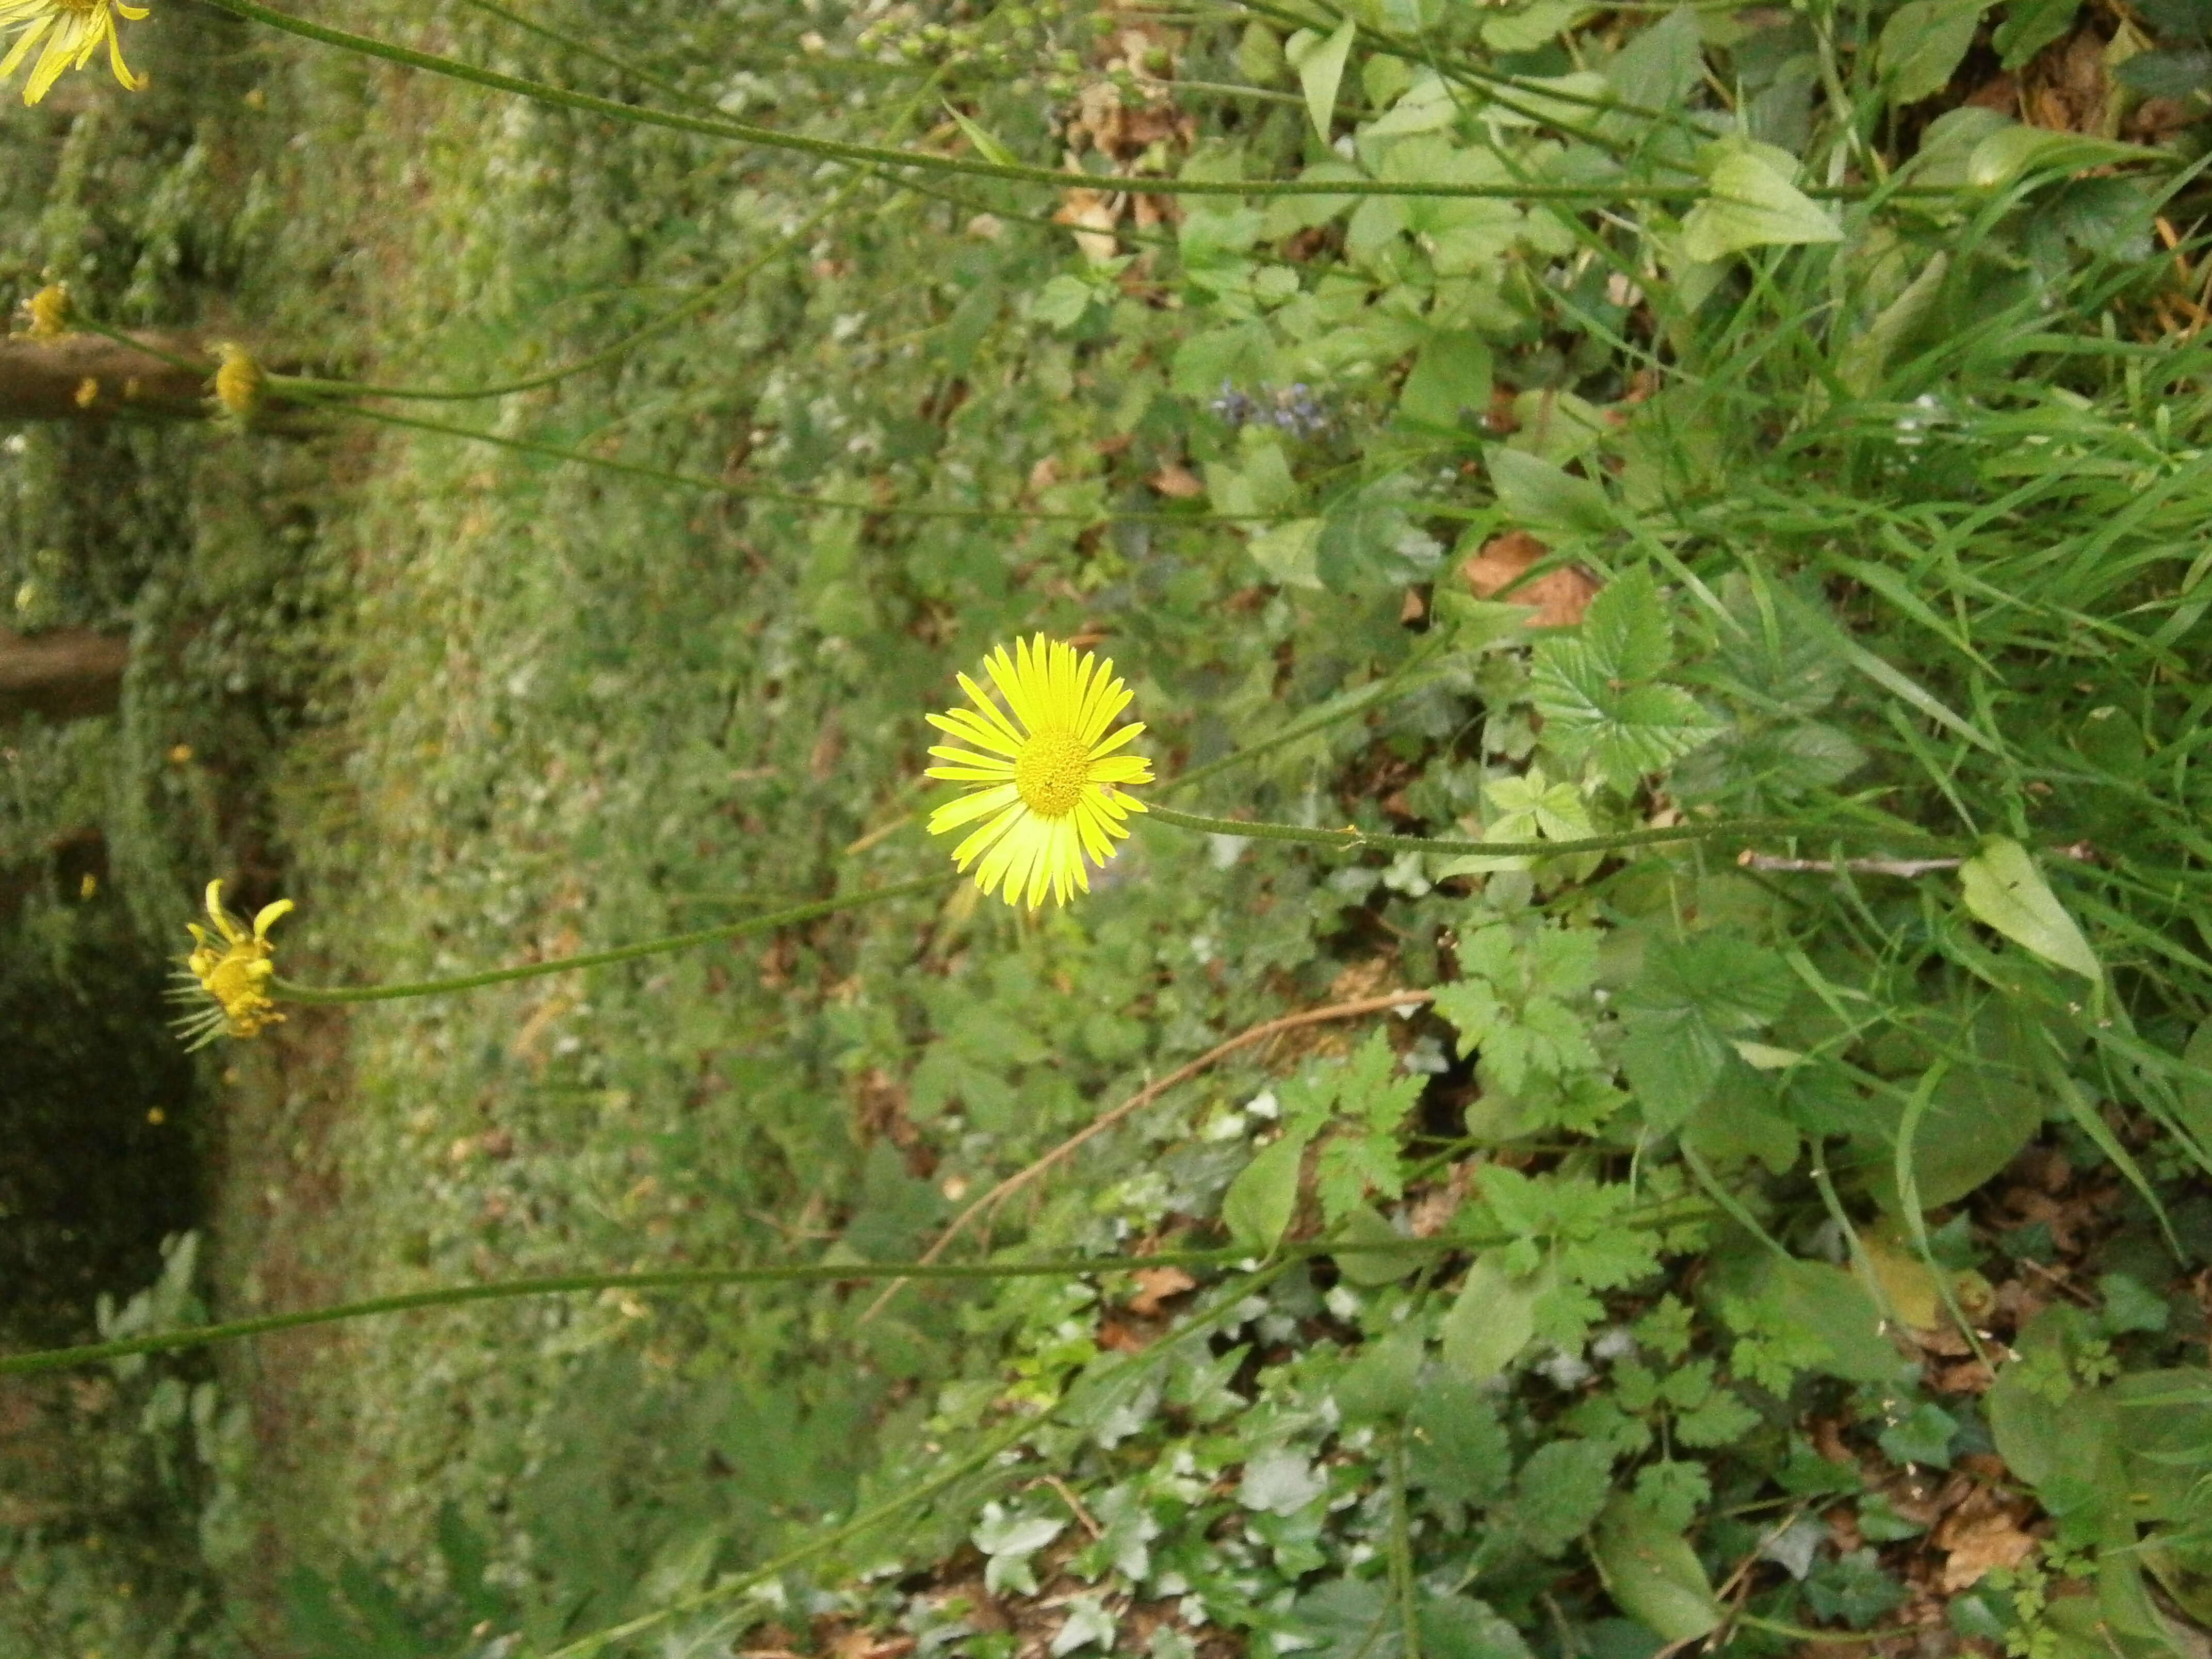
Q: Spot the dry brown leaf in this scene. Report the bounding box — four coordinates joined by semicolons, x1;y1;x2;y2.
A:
1053;186;1121;263
1149;462;1203;498
1127;1265;1197;1316
1935;1490;2039;1591
1461;530;1600;629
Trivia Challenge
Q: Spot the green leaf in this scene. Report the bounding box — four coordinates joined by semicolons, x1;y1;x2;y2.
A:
943;103;1019;168
1959;837;2101;981
1287;17;1358;142
1398;330;1493;431
1604;7;1706;110
1336;1322;1425;1421
1489;446;1613;535
1680;139;1842;262
1336;1205;1421;1287
1247;517;1324;589
1878;0;1985;104
1965;125;2170;190
1591;1496;1725;1641
1224;1130;1309;1254
1514;1439;1616;1555
1440;1254;1540;1381
1994;0;2083;68
1408;1371;1514;1506
1419;1596;1535;1659
1033;274;1096;331
1582;567;1672;681
1616;933;1792;1130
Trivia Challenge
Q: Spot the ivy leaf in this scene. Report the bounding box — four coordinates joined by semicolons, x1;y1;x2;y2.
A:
1959;837;2101;981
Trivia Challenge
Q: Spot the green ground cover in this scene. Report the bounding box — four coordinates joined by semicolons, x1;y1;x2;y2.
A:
4;0;2212;1654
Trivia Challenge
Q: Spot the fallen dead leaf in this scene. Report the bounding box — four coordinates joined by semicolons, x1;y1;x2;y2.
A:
1149;462;1203;498
1934;1488;2039;1591
1461;530;1599;628
1127;1265;1197;1317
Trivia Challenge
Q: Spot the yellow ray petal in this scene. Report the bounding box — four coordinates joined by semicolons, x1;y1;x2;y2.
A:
928;780;1019;834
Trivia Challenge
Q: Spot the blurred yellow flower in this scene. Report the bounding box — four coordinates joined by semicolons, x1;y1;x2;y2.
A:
22;281;68;337
925;634;1151;908
172;880;292;1047
210;342;264;420
1;0;149;105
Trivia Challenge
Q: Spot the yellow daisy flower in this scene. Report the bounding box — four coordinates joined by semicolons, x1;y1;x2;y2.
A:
171;879;292;1047
925;635;1152;908
210;342;264;421
1;0;150;107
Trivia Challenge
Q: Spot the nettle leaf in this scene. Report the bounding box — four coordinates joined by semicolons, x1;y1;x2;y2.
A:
1616;932;1793;1130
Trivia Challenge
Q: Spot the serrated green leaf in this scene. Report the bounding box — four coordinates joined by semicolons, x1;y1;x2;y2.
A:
1959;837;2101;981
1408;1370;1514;1505
1515;1439;1616;1555
1591;1496;1725;1641
1582;567;1672;680
1398;330;1492;431
1681;139;1841;262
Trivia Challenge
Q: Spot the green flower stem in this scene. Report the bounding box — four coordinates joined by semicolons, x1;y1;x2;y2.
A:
268;874;956;1007
2;1242;1396;1379
0;1197;1716;1378
288;395;1277;525
194;0;1904;205
1143;802;1871;860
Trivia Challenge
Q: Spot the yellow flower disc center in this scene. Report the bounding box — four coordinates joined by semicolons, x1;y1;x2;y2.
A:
1013;728;1091;818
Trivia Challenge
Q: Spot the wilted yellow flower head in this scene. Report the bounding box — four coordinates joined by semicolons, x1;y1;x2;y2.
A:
1;0;150;106
22;282;68;337
172;880;292;1047
925;635;1151;908
210;343;264;420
